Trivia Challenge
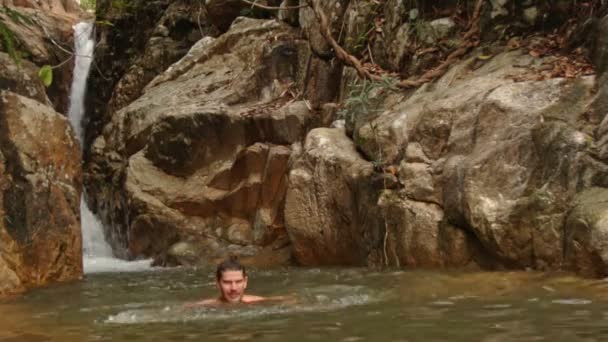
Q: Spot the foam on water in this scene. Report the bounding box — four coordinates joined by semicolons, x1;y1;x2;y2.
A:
84;257;153;274
105;286;376;324
551;299;592;305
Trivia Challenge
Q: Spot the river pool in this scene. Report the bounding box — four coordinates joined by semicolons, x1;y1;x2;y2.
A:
1;268;608;341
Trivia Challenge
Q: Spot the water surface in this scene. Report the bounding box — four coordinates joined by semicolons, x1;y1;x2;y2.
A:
2;268;608;341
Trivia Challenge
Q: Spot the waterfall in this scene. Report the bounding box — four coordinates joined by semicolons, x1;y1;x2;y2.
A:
68;22;94;143
68;22;151;273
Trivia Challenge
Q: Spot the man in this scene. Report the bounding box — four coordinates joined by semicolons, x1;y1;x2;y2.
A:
187;256;289;307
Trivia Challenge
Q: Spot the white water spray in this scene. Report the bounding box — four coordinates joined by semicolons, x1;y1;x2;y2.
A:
68;22;151;273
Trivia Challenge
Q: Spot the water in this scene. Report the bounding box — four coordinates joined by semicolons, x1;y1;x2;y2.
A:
68;22;94;143
1;268;608;341
67;21;151;273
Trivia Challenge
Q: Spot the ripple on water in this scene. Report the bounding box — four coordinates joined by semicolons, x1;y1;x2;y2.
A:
551;299;592;305
105;285;377;324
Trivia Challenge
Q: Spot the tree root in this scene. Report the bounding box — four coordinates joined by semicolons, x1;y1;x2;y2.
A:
305;0;486;89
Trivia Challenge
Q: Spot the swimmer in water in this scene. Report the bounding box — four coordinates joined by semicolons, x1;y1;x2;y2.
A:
186;256;293;307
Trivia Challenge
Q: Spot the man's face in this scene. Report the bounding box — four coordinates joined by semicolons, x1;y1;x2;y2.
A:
217;270;248;303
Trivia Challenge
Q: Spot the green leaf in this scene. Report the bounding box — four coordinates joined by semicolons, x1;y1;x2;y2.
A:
95;20;114;27
409;8;419;21
38;65;53;87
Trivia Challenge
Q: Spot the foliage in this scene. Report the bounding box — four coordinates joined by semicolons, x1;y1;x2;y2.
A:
338;75;398;125
96;20;114;27
0;20;19;64
38;65;53;87
0;6;62;86
80;0;97;11
344;21;373;56
111;0;130;12
343;1;382;58
0;5;32;65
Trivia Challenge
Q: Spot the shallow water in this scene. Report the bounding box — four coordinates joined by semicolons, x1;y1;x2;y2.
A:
2;268;608;341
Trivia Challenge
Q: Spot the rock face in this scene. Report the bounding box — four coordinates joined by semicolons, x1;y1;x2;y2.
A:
83;1;608;277
0;91;82;296
330;49;600;271
565;188;608;277
1;0;82;15
0;3;82;114
86;0;219;149
87;18;316;265
285;128;376;265
0;52;52;105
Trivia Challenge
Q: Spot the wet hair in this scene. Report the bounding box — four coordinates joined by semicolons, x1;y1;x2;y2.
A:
216;255;246;280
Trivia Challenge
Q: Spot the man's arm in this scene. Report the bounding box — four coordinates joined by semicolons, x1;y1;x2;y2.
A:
183;298;220;308
242;294;298;304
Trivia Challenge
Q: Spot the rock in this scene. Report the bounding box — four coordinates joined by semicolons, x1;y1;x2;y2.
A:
0;52;51;105
0;5;80;113
205;0;245;32
299;0;349;58
167;240;204;266
146;36;216;90
342;0;378;56
491;0;509;18
386;23;412;71
278;0;299;26
565;188;608;277
427;18;455;43
304;56;343;109
590;15;608;127
438;221;494;269
382;0;407;36
593;14;608;79
105;1;219;115
284;128;375;265
3;0;82;15
87;19;310;265
379;192;443;267
523;7;539;25
398;162;439;204
0;91;82;297
352;49;598;271
87;0;209;147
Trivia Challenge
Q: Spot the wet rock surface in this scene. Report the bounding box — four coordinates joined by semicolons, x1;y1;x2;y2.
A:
0;91;82;296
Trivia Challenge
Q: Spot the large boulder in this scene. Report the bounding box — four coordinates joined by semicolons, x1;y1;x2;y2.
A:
284;128;376;265
342;49;599;271
86;18;313;265
564;188;608;277
0;91;82;297
103;1;219;116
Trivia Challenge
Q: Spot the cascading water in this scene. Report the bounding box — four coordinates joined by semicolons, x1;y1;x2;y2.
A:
68;22;151;273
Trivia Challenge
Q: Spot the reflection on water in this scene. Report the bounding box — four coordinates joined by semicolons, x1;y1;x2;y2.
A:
1;268;608;341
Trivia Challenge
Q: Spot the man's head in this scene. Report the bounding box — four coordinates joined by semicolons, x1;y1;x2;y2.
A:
215;256;248;303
